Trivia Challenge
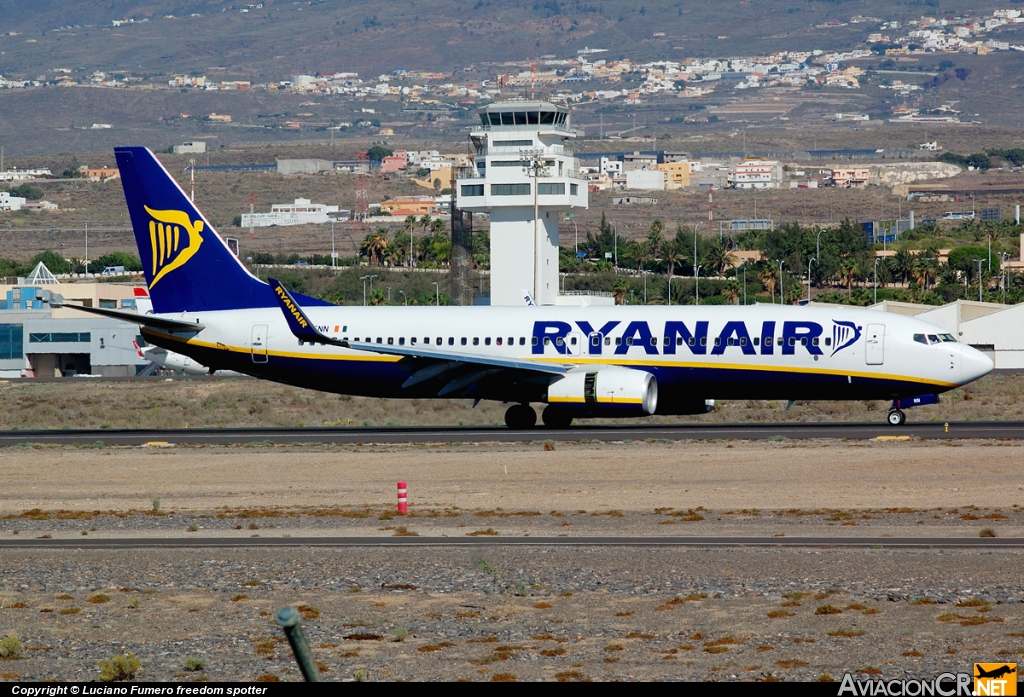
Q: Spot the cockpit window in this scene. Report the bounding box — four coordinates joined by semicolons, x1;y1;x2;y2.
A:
913;334;928;345
927;334;939;344
939;334;957;342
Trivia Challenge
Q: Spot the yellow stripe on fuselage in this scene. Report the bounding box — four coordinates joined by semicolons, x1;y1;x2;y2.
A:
142;328;958;387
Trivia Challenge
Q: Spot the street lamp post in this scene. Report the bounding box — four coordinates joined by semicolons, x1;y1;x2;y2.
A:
431;281;439;306
778;260;785;305
386;287;392;304
399;290;407;306
816;229;826;275
873;258;880;305
695;265;702;305
641;270;648;304
360;274;378;306
807;258;817;304
522;151;550;302
566;213;578;256
331;219;336;268
693;222;704;289
1002;253;1010;304
974;259;984;302
742;260;747;306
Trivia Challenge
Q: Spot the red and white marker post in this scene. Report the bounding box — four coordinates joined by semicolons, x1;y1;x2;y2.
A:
397;481;408;515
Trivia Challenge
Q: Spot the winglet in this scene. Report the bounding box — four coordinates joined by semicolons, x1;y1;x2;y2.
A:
270;278;347;347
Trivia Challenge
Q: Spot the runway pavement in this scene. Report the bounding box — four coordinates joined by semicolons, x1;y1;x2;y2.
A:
0;420;1022;446
1;536;1022;549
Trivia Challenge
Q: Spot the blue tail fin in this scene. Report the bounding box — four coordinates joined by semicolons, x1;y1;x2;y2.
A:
115;147;328;313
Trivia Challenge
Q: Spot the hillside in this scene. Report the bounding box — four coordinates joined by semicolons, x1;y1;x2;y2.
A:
0;0;1013;78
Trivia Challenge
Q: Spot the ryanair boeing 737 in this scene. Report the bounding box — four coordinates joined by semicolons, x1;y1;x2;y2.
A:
63;147;994;428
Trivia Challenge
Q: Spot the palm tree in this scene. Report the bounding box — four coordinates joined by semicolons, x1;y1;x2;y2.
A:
647;219;665;259
702;241;737;276
662;241;686;278
758;261;778;300
838;258;858;298
360;229;390;266
890;248;914;287
631;240;653;272
722;279;741;305
612;279;629;306
912;256;935;290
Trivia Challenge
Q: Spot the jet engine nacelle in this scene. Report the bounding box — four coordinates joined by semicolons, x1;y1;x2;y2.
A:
546;367;658;416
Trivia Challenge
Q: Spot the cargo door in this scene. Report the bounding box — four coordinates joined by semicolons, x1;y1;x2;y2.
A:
865;323;884;366
251;324;269;363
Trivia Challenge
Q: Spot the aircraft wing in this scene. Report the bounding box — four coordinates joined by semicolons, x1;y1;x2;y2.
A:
344;339;570;376
269;279;571;392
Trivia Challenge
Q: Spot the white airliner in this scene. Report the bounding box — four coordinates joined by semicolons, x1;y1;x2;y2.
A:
62;147;993;428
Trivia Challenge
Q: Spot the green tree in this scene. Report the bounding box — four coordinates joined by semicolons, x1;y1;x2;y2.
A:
366;145;394;163
29;250;71;275
8;184;43;200
91;252;143;272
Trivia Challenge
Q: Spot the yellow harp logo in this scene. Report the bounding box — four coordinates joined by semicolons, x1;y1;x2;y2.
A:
144;206;204;288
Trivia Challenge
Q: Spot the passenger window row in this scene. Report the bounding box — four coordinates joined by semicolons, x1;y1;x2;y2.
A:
333;334;831;350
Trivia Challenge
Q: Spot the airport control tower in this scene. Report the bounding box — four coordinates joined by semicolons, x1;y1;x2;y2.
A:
455;101;589;306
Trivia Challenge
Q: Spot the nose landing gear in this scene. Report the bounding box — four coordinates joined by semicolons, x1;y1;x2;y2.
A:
886;409;906;426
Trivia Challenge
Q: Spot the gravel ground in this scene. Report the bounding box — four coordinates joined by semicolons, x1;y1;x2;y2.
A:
1;547;1022;682
1;439;1022;682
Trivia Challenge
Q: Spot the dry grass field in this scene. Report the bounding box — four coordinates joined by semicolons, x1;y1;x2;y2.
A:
0;371;1020;431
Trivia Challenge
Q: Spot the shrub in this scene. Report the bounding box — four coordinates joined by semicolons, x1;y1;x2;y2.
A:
98;653;141;681
183;657;205;672
0;636;23;659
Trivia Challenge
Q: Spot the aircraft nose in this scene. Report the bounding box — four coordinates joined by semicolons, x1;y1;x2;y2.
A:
960;344;994;384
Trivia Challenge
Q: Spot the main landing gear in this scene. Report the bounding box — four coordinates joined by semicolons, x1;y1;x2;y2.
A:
887;409;906;426
503;404;575;429
504;403;537;430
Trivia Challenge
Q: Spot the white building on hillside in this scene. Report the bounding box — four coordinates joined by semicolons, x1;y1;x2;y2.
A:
0;192;27;211
728;159;782;189
241;198;342;227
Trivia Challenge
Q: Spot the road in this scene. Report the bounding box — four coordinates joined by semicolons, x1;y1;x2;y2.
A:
1;536;1022;549
0;421;1021;446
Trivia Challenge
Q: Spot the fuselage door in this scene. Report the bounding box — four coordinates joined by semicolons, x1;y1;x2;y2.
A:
865;323;884;365
587;332;603;356
251;324;269;364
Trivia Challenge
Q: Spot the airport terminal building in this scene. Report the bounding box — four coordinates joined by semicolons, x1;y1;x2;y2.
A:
0;276;147;378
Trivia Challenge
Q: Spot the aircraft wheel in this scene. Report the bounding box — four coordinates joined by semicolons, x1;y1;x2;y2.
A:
887;409;906;426
541;405;574;429
504;404;537;430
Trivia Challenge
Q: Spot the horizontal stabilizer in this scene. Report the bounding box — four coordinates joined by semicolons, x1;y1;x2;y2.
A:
53;301;205;333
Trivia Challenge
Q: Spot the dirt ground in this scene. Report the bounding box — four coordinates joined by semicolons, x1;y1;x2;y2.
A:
1;440;1022;682
1;371;1022;431
1;440;1023;523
